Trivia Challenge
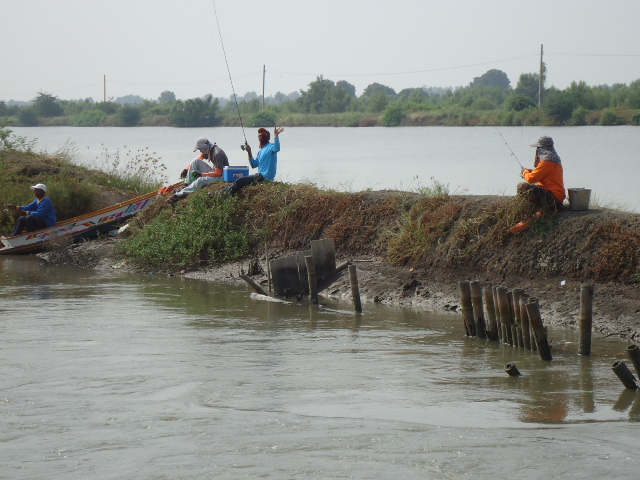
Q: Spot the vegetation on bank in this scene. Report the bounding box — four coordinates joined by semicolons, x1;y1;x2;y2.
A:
0;125;164;236
2;68;640;128
121;179;640;285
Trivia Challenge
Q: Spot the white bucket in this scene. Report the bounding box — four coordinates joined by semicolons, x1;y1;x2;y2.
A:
568;188;591;211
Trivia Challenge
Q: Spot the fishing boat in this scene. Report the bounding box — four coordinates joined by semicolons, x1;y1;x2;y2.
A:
0;183;181;254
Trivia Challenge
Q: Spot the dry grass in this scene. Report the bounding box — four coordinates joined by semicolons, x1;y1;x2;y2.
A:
586;222;640;282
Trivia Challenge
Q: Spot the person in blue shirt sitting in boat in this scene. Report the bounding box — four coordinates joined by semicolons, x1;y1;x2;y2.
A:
4;183;57;236
224;126;284;195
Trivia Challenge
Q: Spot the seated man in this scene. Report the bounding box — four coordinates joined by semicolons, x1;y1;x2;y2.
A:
224;126;284;195
517;136;566;211
169;137;229;202
4;183;57;235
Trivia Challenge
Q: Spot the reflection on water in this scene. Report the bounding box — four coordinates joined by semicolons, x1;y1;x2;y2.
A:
1;256;639;479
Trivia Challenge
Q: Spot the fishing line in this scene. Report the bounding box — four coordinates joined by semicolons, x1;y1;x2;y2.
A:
492;124;524;169
211;0;247;145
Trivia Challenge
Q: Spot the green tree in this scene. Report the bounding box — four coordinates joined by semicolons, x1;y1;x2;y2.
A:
116;105;142;126
336;80;356;97
158;91;177;104
470;69;510;89
361;82;396;98
18;107;38;126
544;89;577;124
380;102;406;126
33;91;64;117
169;95;220;127
248;109;277;128
504;93;536;111
515;71;544;104
297;76;335;113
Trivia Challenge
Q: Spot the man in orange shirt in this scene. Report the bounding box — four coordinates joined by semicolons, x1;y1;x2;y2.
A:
517;136;566;211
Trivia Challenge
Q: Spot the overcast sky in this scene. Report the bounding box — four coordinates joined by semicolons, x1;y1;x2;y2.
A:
2;0;639;102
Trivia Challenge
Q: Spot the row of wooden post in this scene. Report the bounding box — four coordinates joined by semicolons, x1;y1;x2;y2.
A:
459;280;553;361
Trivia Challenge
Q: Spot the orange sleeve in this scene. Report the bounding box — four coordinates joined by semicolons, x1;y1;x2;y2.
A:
202;168;223;178
523;161;566;202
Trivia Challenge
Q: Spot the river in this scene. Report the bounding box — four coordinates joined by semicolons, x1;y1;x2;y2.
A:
1;255;640;479
10;125;640;213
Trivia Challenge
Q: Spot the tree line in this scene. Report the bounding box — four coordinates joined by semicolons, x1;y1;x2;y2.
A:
2;68;639;128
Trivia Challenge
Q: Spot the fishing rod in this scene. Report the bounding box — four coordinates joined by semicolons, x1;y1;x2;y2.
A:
211;0;247;148
492;124;525;169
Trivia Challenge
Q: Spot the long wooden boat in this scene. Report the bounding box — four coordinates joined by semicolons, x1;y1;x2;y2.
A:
0;183;181;254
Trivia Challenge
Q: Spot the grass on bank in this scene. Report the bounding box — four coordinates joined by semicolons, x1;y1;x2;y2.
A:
0;125;165;236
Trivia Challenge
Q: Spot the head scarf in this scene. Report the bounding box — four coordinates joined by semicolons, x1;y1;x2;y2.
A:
537;146;561;164
531;136;561;164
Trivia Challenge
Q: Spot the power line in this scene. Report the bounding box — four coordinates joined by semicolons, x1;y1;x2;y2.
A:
270;54;538;78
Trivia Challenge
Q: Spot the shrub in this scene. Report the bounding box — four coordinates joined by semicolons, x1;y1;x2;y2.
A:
598;108;622;126
73;109;107;127
120;191;251;269
18;107;38;126
380;102;406;126
248;109;277;128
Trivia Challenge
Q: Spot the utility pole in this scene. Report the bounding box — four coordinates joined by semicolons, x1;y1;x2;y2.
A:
103;75;106;103
262;65;265;110
538;44;543;107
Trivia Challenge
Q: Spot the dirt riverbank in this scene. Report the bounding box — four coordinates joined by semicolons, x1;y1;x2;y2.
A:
39;195;640;343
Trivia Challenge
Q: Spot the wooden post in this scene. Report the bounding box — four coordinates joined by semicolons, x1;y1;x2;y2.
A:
458;281;475;336
505;363;521;376
483;284;499;341
612;361;638;390
519;293;532;350
526;298;552;361
496;287;512;345
304;255;318;305
470;280;486;339
240;274;268;296
492;285;502;343
512;289;524;348
578;285;594;356
626;345;640;379
348;264;362;313
508;290;517;346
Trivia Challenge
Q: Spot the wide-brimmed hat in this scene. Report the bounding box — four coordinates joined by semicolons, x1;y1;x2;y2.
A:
531;136;554;148
30;183;47;192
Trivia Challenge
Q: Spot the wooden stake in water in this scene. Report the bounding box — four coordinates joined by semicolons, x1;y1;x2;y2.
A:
348;264;362;313
496;287;512;345
470;280;486;339
519;293;532;350
483;284;499;341
612;361;638;390
304;255;318;305
458;281;475;336
505;363;521;377
578;285;594;356
626;345;640;379
526;298;552;361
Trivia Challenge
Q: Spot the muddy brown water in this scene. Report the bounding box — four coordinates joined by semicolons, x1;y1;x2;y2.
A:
1;256;639;479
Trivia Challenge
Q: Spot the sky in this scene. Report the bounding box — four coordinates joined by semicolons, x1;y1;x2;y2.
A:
2;0;640;103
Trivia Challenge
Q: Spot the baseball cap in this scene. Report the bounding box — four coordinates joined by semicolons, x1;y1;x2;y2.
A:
30;183;47;192
194;137;211;152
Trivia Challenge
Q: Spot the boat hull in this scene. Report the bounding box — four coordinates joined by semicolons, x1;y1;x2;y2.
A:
0;183;181;255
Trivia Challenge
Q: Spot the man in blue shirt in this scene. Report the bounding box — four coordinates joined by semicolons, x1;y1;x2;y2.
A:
225;126;284;194
4;183;57;236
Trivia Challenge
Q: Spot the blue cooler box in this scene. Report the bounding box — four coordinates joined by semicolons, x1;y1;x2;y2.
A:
223;166;249;182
